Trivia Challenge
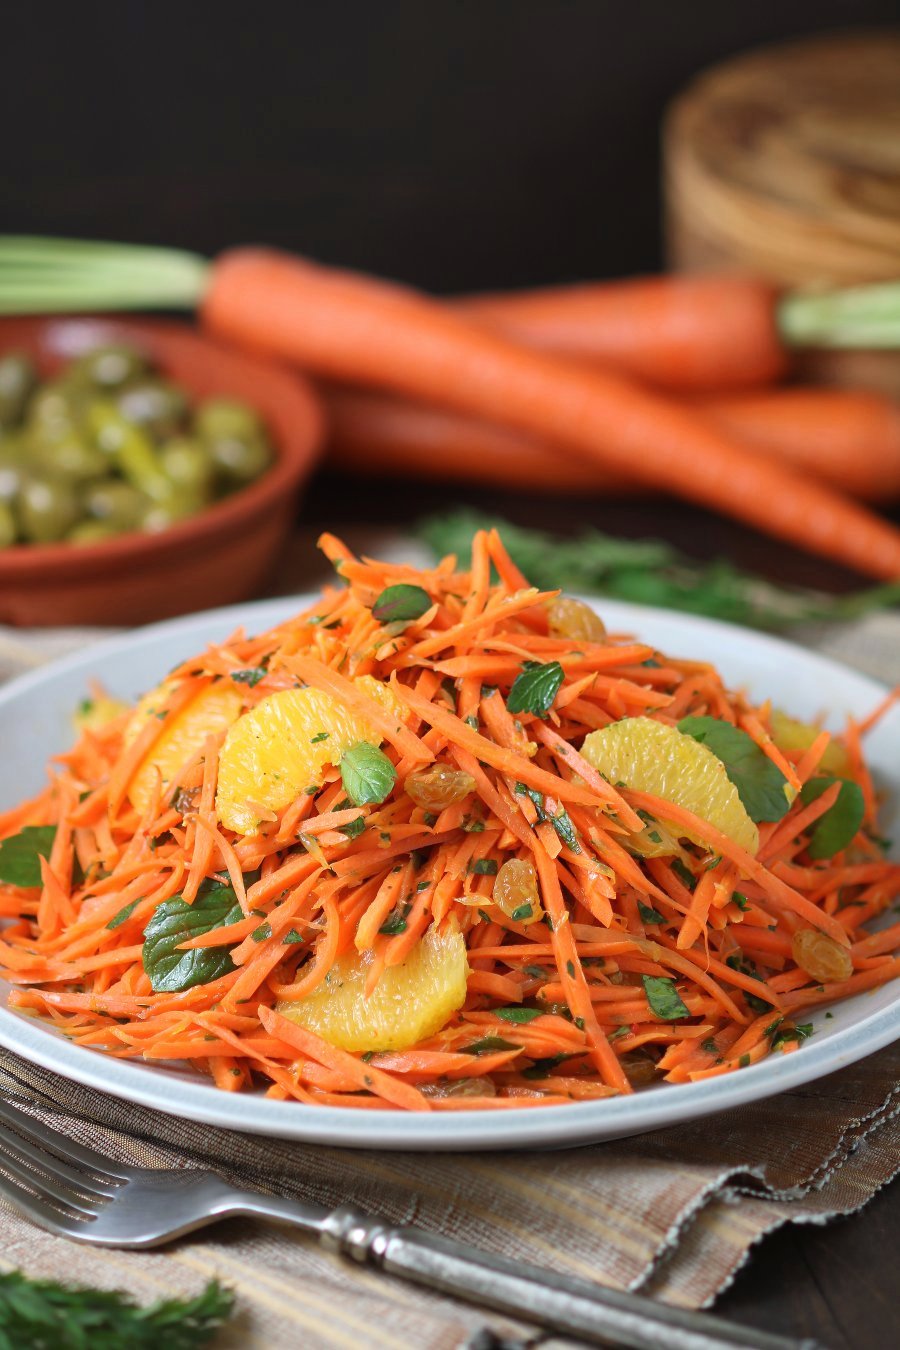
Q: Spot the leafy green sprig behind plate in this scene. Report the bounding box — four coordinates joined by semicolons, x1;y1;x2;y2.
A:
418;510;900;631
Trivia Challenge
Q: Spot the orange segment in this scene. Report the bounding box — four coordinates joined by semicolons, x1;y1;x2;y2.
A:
581;715;759;856
769;709;852;778
277;922;469;1052
216;675;403;834
124;680;243;815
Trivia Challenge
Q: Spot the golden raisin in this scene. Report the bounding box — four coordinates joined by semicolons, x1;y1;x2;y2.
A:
547;596;606;643
405;764;475;812
621;1051;659;1087
421;1077;497;1098
792;928;853;984
493;858;542;925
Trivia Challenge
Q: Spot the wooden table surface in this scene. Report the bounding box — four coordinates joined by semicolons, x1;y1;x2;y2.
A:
293;470;899;1350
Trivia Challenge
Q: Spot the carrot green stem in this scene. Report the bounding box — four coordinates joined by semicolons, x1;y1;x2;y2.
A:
0;236;209;313
778;281;900;349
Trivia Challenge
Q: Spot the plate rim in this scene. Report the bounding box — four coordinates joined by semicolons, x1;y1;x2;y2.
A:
0;592;897;1151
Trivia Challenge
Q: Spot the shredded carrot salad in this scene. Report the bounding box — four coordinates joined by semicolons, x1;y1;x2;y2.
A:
0;529;898;1112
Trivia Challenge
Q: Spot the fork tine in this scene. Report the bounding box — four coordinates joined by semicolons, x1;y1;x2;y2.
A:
0;1168;72;1237
0;1139;101;1217
0;1120;119;1198
0;1097;131;1180
0;1146;96;1227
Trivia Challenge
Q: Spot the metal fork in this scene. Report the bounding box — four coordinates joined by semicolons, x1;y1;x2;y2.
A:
0;1095;817;1350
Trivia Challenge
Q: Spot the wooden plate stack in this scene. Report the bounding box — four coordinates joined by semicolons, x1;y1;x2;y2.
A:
664;31;900;393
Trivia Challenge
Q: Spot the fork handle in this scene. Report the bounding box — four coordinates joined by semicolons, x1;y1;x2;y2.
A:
315;1204;819;1350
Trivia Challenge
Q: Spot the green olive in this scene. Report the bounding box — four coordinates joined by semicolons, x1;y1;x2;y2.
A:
0;500;17;547
194;397;263;444
18;474;81;544
116;379;188;439
27;382;81;431
67;520;125;546
159;437;214;497
208;434;272;489
139;490;202;533
32;434;108;484
0;442;27;504
71;343;147;391
83;480;147;531
86;401;173;503
0;352;37;427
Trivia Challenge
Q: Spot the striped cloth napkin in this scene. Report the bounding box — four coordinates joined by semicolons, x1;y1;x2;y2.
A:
0;596;897;1349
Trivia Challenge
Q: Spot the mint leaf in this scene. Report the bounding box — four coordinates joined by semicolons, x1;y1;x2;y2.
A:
0;825;57;888
642;974;689;1020
495;1006;543;1024
372;583;431;624
340;741;397;806
462;1036;520;1054
107;899;140;930
142;879;243;993
506;661;564;717
230;667;267;687
339;816;366;840
800;777;865;859
638;902;665;925
678;716;790;823
469;858;498;875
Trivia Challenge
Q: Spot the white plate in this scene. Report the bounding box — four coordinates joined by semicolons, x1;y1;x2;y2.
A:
0;597;897;1151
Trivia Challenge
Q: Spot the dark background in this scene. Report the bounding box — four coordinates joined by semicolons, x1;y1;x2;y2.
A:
4;1;898;290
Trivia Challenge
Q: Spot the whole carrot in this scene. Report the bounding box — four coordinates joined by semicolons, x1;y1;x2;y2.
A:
457;275;787;392
324;384;900;503
202;250;900;578
701;389;900;502
322;384;637;494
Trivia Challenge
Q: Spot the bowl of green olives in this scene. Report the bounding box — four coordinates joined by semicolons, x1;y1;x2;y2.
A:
0;316;323;625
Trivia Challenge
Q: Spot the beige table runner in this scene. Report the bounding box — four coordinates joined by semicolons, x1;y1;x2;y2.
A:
0;580;898;1349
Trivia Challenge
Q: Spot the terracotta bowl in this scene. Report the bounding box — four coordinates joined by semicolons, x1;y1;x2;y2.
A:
0;316;324;627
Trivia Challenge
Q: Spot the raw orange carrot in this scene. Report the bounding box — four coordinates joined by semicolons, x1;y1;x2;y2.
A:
456;274;786;391
203;251;900;578
323;384;900;504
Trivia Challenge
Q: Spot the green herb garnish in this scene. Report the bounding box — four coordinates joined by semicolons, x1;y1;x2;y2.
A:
229;667;267;687
638;902;666;925
0;825;57;888
0;1272;233;1349
495;1006;544;1024
141;879;243;993
372;583;432;624
340;741;397;806
642;975;689;1020
799;777;865;859
107;898;140;930
506;660;564;717
679;716;791;823
418;511;900;631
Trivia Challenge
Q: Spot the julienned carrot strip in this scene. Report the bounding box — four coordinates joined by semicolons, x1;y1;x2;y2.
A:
259;1007;429;1111
396;683;607;809
624;790;850;946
